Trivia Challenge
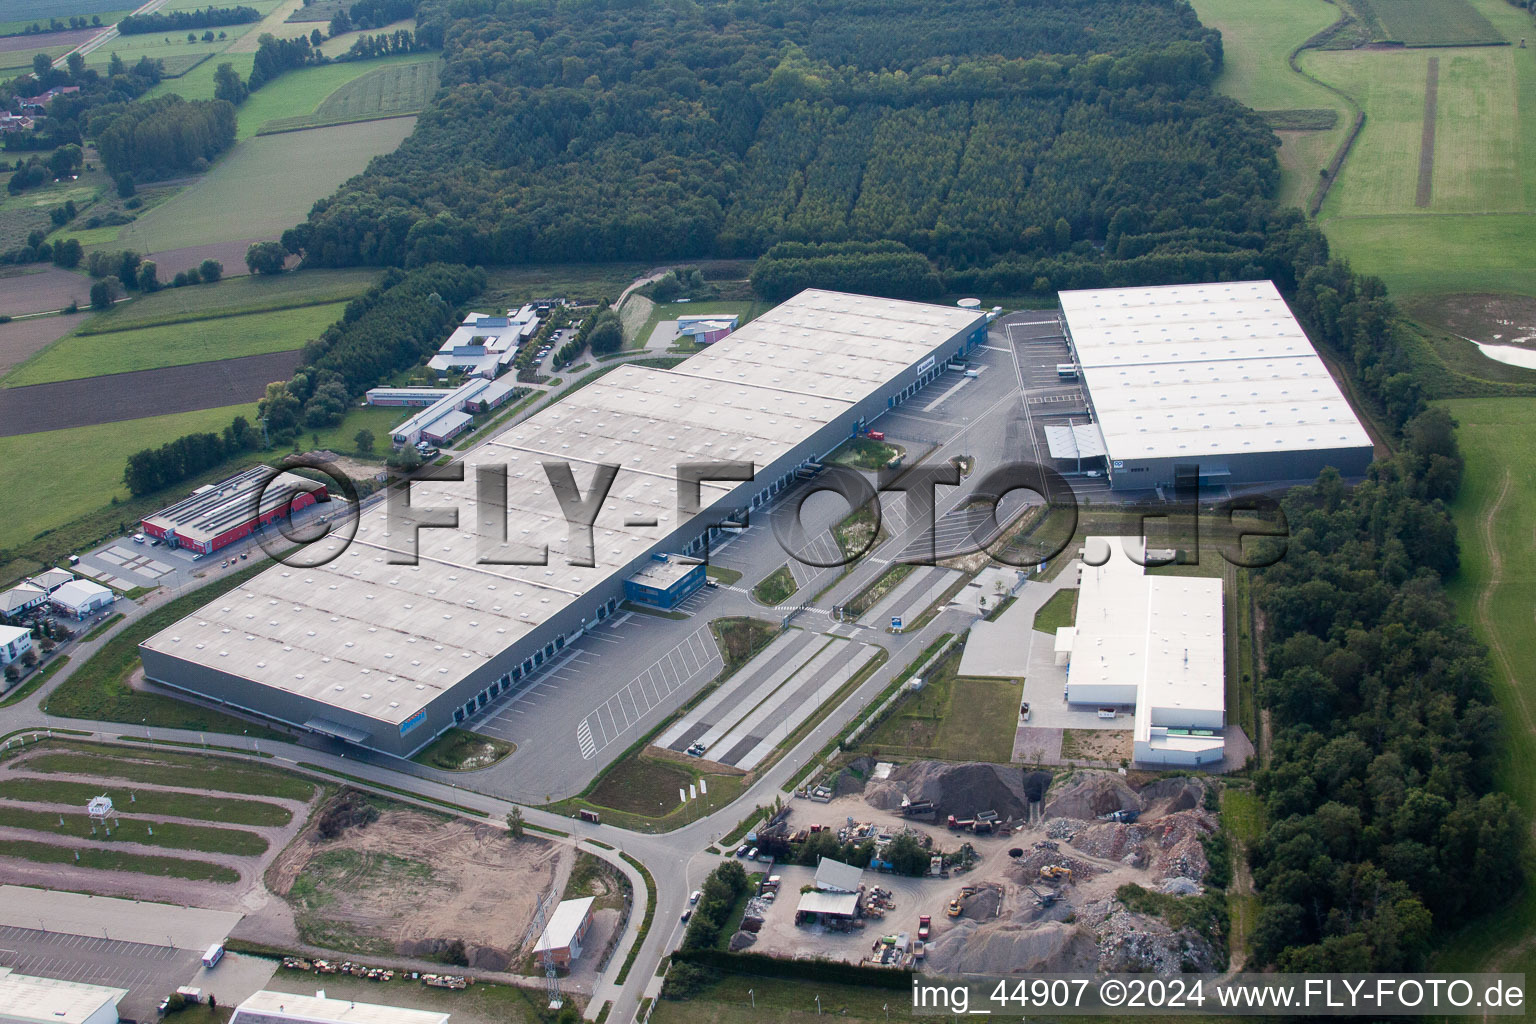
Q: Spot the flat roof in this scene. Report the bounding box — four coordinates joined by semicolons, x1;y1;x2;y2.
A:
0;968;125;1024
536;896;595;952
143;467;327;546
1058;281;1372;462
143;290;983;730
627;554;699;590
1067;537;1223;741
231;989;449;1024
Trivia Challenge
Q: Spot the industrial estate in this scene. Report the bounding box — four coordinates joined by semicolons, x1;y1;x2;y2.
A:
0;0;1527;1021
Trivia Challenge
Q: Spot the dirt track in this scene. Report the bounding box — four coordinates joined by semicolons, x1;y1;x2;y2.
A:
0;349;298;435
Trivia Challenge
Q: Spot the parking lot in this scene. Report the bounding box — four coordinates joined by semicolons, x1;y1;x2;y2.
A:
0;926;203;1020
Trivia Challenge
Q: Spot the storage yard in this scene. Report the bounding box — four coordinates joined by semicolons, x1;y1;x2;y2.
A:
733;763;1223;972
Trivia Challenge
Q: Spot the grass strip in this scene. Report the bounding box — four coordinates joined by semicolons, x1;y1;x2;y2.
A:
20;747;314;801
0;777;294;827
0;654;68;708
615;852;656;985
0;838;239;882
0;805;268;856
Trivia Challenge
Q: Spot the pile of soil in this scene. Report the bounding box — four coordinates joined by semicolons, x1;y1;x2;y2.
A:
864;761;1031;821
1137;777;1206;819
1043;770;1139;819
925;918;1098;974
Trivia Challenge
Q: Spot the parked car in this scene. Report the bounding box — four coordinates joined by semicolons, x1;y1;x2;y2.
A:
736;844;750;857
680;909;691;923
689;890;701;905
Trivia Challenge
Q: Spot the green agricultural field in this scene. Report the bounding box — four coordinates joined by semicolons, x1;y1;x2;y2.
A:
5;300;346;386
145;51;256;102
1;0;124;24
1435;396;1536;981
77;267;377;333
221;53;439;140
1355;0;1503;46
106;117;416;252
0;401;257;551
0;777;293;826
259;58;440;134
1305;46;1521;216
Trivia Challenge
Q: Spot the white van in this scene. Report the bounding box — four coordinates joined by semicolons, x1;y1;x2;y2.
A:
201;943;224;968
132;533;146;544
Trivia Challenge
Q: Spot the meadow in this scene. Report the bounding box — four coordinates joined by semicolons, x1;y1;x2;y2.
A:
0;400;257;550
76;266;376;332
1436;396;1536;981
1304;46;1521;216
3;299;348;385
106;116;416;252
1188;0;1350;206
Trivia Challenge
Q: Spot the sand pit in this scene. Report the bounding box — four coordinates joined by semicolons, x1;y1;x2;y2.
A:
262;797;569;970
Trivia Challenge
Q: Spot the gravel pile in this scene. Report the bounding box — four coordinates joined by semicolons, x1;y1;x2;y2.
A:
864;761;1032;820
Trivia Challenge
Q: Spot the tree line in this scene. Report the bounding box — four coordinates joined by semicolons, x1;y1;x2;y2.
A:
117;6;261;35
123;263;483;495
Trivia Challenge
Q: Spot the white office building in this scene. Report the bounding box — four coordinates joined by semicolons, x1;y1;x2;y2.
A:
1057;537;1226;766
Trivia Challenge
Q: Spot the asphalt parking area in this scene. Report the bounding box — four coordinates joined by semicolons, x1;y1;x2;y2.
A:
0;925;203;1020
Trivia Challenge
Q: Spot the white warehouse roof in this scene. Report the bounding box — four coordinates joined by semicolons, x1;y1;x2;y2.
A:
231;989;449;1024
0;967;125;1024
1063;537;1223;747
142;291;982;732
1058;281;1372;462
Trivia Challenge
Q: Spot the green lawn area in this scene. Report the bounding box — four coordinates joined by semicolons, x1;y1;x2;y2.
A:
710;616;778;676
409;728;514;771
634;300;769;347
650;973;911;1023
704;564;742;585
96;118;416;253
1188;0;1350;207
826;436;901;471
1356;0;1503;45
0;804;268;856
20;746;315;800
76;268;377;333
144;51;256;103
4;300;346;386
1031;588;1077;633
751;564;797;606
0;401;257;551
1431;396;1536;980
0;777;294;826
0;837;239;882
857;639;1018;763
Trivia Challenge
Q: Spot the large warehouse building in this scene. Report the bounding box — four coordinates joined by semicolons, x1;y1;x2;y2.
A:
139;290;987;756
1057;537;1226;767
1056;281;1374;490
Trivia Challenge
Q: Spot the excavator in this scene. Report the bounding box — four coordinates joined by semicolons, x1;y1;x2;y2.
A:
1039;865;1073;882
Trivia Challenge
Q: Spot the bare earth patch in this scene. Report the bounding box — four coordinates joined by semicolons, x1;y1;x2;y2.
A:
0;266;91;318
0;311;86;377
1404;292;1536;346
253;802;571;971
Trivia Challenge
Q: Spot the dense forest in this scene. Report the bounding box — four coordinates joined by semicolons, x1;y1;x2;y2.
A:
281;0;1278;281
1249;415;1523;970
93;95;236;179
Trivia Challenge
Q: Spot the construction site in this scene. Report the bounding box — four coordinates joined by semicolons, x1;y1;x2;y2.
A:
732;761;1224;972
